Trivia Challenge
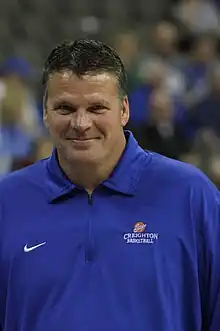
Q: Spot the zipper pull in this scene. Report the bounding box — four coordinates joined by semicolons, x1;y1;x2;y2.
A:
88;193;93;205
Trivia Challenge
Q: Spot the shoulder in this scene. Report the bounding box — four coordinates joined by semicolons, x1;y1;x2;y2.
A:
0;158;49;198
139;151;220;233
141;151;219;200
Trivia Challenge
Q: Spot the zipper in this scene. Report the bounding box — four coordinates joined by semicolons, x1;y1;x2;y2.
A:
85;192;94;263
88;193;93;206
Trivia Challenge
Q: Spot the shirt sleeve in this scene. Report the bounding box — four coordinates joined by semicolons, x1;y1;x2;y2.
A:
192;175;220;331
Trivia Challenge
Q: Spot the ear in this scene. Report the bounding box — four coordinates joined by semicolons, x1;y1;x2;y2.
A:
43;92;49;129
120;96;130;127
43;107;49;129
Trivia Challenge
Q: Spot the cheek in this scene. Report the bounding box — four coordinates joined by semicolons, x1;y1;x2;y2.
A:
47;115;70;137
94;113;121;135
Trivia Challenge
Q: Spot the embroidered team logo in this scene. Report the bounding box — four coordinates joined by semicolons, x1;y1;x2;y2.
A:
124;222;159;244
133;222;146;233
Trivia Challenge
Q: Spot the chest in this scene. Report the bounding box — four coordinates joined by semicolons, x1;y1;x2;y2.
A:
0;191;197;286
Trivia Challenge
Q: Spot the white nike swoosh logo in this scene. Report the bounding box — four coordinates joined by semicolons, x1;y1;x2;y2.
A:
24;242;46;252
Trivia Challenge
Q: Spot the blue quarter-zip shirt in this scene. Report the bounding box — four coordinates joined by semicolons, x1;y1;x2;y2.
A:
0;131;220;331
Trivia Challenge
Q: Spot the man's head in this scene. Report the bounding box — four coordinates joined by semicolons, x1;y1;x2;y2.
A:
192;35;217;63
42;39;129;167
113;31;139;67
149;89;174;124
153;22;178;57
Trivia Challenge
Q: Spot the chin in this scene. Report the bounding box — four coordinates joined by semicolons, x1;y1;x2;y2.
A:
68;150;98;164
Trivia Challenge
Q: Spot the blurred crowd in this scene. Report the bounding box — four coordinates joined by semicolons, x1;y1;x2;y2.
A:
125;0;220;188
0;56;53;177
1;0;220;187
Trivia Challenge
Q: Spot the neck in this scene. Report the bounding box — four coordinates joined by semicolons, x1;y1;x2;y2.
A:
58;136;126;193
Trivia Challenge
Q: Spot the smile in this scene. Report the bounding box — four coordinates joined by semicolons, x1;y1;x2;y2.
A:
67;138;98;150
68;138;98;142
66;136;100;140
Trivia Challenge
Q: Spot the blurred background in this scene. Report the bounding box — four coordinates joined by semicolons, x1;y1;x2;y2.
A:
1;0;220;187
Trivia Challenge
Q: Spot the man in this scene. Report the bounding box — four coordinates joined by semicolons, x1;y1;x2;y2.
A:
0;39;219;331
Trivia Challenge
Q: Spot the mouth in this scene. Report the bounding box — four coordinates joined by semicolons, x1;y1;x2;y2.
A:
66;137;100;149
67;138;99;142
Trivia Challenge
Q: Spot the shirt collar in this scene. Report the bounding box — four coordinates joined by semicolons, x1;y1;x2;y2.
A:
46;131;150;202
102;131;149;195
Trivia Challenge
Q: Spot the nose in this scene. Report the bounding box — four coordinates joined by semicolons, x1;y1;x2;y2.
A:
71;108;92;132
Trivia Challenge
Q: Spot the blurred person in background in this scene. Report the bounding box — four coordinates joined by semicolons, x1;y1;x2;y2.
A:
34;137;53;161
185;66;220;187
128;58;166;126
131;88;191;160
151;20;185;70
184;34;220;107
189;66;220;137
188;128;220;187
113;31;141;93
172;0;220;35
139;21;186;98
10;136;53;172
128;57;187;134
0;57;41;174
128;21;187;130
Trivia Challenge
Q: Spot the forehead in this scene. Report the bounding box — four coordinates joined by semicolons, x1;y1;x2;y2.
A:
47;71;118;102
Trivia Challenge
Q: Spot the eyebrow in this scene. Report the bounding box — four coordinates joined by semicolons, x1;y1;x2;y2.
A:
52;100;77;108
87;100;110;107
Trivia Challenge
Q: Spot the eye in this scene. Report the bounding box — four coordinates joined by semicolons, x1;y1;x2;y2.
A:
88;104;108;113
54;104;76;114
